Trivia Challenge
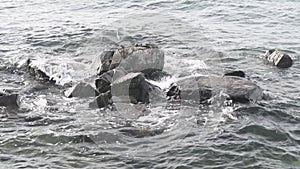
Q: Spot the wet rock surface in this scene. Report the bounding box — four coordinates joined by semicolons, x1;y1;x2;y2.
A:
65;82;98;98
224;70;245;78
97;43;164;74
141;68;171;81
261;49;293;68
9;43;267;110
0;92;19;108
167;76;263;104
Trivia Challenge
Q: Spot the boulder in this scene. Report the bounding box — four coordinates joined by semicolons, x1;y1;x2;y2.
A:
0;93;19;108
111;72;149;104
97;43;164;74
95;67;127;93
168;76;263;104
262;49;293;68
92;71;153;108
89;91;112;108
65;82;98;98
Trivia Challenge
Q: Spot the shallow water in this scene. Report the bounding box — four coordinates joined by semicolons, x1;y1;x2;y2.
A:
1;0;300;168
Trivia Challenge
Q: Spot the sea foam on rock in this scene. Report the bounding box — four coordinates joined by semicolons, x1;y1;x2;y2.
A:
261;49;293;68
20;59;74;86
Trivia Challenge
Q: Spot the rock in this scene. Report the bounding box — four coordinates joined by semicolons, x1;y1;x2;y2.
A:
148;82;168;105
111;72;149;104
65;82;98;98
22;59;52;82
92;71;153;108
19;59;74;86
0;93;19;108
168;76;263;104
262;49;293;68
224;70;245;78
95;67;127;93
96;51;116;75
98;43;164;74
89;91;112;108
166;83;181;100
141;68;171;81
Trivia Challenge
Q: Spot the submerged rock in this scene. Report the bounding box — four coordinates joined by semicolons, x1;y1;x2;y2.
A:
141;68;171;81
262;49;293;68
0;93;19;108
168;76;263;104
224;70;245;78
97;43;164;74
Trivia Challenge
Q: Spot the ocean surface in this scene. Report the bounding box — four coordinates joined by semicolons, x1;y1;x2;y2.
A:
1;0;300;168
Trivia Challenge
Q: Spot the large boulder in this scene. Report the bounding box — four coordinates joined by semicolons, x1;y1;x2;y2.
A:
111;72;150;104
97;43;164;74
167;76;263;104
261;49;293;68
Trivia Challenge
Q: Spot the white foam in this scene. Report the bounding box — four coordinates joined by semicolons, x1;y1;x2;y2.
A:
28;59;75;86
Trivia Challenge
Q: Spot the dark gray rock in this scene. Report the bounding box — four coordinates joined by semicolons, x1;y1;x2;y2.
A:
0;93;19;108
22;59;52;82
111;72;149;104
89;91;112;108
262;49;293;68
96;51;116;75
168;76;263;104
65;82;98;98
98;43;164;74
95;67;127;93
141;68;171;81
92;71;154;108
224;70;245;78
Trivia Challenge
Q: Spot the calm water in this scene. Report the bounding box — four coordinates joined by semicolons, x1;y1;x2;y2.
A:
1;0;300;168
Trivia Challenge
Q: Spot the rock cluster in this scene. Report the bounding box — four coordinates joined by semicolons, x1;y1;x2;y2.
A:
66;43;263;109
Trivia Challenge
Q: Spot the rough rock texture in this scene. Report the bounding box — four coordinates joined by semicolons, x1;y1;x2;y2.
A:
262;49;293;68
168;76;263;104
98;43;164;74
65;82;98;98
0;93;19;108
